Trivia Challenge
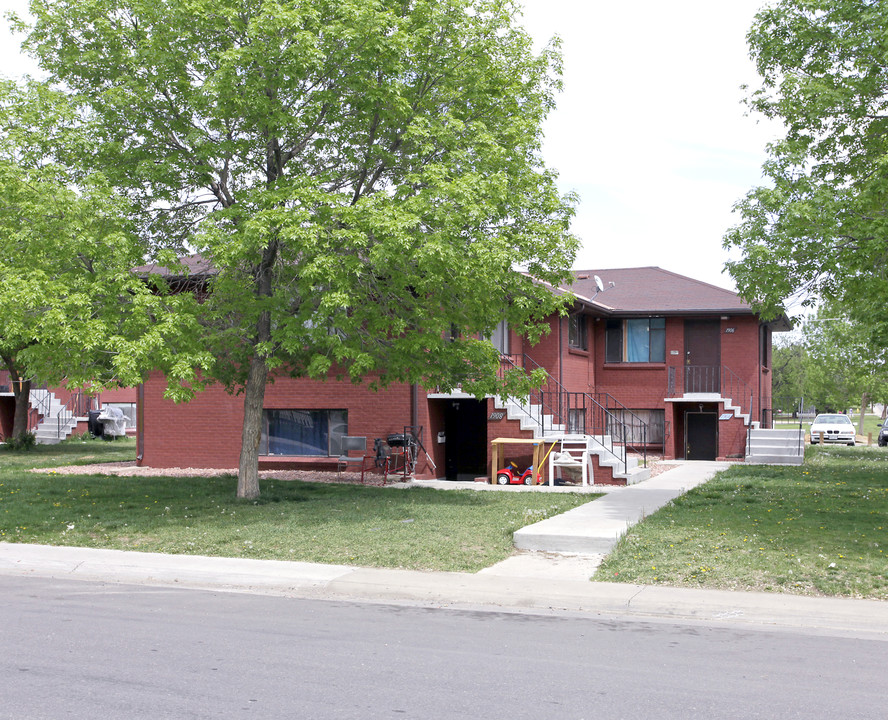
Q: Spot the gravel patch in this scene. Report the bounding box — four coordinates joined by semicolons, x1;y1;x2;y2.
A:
39;454;676;487
33;461;407;487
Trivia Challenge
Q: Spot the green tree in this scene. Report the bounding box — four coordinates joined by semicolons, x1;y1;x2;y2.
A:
19;0;577;497
799;307;888;432
0;81;208;442
770;338;806;407
723;0;888;324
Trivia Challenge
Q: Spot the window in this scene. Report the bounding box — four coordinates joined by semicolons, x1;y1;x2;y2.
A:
606;409;665;445
103;402;137;430
568;408;586;434
489;319;510;354
260;409;347;456
568;313;587;350
605;318;665;363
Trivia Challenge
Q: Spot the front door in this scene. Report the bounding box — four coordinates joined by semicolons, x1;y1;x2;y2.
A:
684;320;721;393
686;411;718;460
444;399;487;481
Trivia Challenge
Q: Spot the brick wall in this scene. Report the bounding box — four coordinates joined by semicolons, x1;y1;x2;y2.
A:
589;315;767;459
138;312;771;473
140;370;418;471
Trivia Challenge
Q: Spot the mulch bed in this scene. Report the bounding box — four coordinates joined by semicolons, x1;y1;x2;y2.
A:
33;461;407;487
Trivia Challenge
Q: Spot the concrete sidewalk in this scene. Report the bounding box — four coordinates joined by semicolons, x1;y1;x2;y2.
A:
481;461;728;578
2;460;886;637
1;542;887;638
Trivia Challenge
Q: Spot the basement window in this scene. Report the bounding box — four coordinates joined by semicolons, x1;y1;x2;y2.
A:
260;409;347;456
606;409;665;445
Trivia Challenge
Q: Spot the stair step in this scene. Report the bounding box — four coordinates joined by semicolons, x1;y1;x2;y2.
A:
746;454;804;466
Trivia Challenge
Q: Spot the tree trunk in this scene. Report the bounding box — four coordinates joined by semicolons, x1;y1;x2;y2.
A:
12;377;32;440
236;237;277;499
2;354;32;440
237;349;268;499
858;392;869;437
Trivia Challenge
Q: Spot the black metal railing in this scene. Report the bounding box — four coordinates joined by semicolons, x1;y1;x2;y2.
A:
27;388;95;439
498;354;649;474
55;393;96;439
683;364;721;394
27;388;52;433
671;364;757;426
721;365;756;423
592;391;650;460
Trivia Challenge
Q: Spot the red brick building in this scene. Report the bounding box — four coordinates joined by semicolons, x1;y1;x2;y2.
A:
136;267;788;483
0;370;136;443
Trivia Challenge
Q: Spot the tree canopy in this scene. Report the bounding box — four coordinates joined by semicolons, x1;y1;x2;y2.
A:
0;81;196;440
723;0;888;323
770;303;888;426
18;0;578;496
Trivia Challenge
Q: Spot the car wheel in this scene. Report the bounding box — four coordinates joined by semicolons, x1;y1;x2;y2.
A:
848;441;855;446
496;473;510;485
523;474;534;485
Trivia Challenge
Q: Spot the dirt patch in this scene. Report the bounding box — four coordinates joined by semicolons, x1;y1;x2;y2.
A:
41;455;676;486
33;461;405;487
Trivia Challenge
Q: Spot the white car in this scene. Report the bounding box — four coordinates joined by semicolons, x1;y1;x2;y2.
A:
809;414;856;446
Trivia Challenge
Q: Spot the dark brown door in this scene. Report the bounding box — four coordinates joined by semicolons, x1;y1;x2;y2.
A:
684;320;721;393
686;411;718;460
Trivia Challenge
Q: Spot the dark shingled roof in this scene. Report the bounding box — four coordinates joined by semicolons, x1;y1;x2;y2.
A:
133;253;216;279
566;267;753;316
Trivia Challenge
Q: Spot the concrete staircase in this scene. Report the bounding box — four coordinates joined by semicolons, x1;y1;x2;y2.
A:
30;389;77;445
745;428;805;465
682;392;761;431
492;398;650;485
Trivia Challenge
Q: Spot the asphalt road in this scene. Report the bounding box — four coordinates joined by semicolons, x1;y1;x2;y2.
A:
3;575;885;719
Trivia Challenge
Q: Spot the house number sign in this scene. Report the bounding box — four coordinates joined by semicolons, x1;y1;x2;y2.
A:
724;327;736;333
489;411;506;421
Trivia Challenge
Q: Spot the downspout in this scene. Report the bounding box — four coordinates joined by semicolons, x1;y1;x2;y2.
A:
136;383;144;463
410;383;418;430
758;323;764;427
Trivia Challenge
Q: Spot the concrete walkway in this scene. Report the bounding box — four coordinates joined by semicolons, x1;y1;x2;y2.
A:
517;460;727;554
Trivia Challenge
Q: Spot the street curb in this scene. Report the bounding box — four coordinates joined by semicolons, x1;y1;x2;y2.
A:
2;543;887;638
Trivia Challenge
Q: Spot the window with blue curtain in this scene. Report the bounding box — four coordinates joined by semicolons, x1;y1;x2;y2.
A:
260;410;347;456
607;318;665;362
626;319;649;362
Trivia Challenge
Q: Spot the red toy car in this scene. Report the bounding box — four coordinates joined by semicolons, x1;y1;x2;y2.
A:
496;461;541;486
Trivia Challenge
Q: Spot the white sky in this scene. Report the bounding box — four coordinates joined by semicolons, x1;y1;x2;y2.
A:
1;0;779;291
518;0;779;290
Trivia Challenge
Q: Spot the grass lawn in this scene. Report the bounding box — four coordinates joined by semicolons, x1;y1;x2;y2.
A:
0;438;595;573
596;445;888;599
848;412;884;442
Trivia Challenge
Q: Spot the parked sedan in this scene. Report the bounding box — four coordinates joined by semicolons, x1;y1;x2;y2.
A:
809;414;856;446
878;423;888;447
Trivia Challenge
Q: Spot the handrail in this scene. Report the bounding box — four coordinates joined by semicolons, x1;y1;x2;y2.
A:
28;387;52;433
677;364;758;426
56;393;94;439
721;365;756;425
591;391;648;468
499;354;648;475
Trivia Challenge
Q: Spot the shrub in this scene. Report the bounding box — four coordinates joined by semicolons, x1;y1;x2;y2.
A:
4;432;37;451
